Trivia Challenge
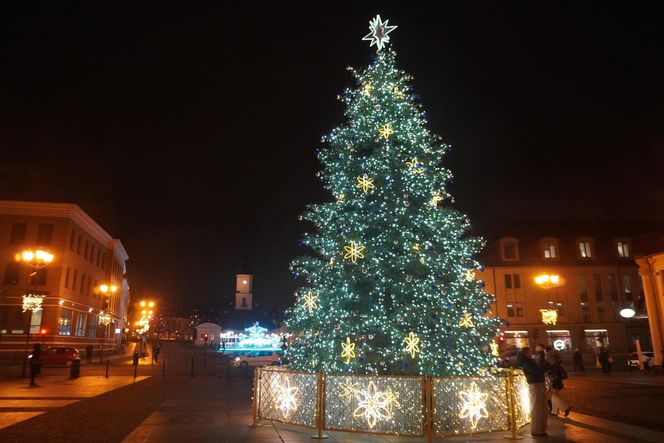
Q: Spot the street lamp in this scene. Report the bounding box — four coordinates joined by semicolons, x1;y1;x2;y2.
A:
136;300;156;358
97;284;118;363
534;273;561;290
16;248;54;377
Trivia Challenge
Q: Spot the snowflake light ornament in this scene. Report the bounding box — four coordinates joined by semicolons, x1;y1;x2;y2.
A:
458;382;489;430
343;241;366;264
353;381;401;429
362;15;397;51
275;377;300;419
404;331;421;358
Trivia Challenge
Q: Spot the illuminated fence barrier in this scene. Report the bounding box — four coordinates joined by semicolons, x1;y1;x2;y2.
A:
254;367;530;440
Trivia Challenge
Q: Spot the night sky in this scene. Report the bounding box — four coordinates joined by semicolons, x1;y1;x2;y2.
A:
1;2;663;310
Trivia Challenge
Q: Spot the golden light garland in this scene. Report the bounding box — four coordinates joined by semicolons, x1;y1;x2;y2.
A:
458;382;489;430
404;331;421;358
341;337;356;363
343;241;366;264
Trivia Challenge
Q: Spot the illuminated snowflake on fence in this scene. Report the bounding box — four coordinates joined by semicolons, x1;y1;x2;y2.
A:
343;241;366;264
404;331;421;358
275;378;300;419
302;292;318;313
353;381;401;429
338;378;360;400
458;382;489;430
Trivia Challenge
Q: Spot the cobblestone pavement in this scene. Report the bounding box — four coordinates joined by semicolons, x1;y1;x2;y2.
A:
1;344;663;443
561;372;664;431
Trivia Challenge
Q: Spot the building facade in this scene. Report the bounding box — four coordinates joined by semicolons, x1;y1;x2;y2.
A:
635;233;664;368
0;201;129;360
235;256;253;310
476;221;652;365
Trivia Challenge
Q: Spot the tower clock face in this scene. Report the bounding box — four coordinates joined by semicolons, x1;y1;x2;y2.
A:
242;280;247;284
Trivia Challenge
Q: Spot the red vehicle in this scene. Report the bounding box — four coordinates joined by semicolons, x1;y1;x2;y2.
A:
30;347;80;366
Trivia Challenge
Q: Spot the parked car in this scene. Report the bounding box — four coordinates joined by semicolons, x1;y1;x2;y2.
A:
29;347;80;367
233;350;281;368
627;351;654;369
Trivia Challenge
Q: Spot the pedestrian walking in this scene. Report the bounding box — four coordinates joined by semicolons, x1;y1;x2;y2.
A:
518;346;551;437
154;343;161;363
573;348;584;373
86;344;93;363
598;347;612;373
151;343;157;364
29;343;42;387
546;352;571;417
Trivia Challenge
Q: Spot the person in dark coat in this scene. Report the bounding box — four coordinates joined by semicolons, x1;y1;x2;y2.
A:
86;344;93;363
598;347;612;373
29;343;42;386
573;348;584;373
517;347;552;436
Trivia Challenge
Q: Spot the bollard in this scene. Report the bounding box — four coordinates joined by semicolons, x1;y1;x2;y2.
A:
425;376;433;443
70;359;81;379
133;351;139;381
105;360;110;378
311;371;329;439
252;367;259;426
162;360;166;378
504;368;522;440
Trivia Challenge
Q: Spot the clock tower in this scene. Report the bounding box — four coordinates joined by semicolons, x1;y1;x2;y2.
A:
235;256;253;310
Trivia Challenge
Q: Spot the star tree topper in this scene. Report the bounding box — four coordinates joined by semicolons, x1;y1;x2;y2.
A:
362;15;397;51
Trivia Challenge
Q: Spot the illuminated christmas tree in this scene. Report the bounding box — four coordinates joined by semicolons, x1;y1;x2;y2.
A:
285;15;501;376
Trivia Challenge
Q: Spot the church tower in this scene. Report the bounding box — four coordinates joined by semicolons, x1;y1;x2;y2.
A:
235;256;253;310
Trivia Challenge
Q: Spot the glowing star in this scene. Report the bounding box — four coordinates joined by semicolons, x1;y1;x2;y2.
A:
98;311;112;326
343;241;366;264
356;174;375;194
464;269;475;281
341;337;356;363
540;309;558;325
275;378;300;419
430;190;443;207
362;15;397;51
404;331;421;358
338;378;360;400
458;382;489;430
353;381;401;429
459;312;474;328
378;124;395;139
363;82;373;96
302;292;318;313
490;342;499;357
406;157;424;173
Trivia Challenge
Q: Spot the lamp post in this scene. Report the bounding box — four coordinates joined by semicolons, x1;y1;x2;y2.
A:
534;273;563;349
136;300;155;358
97;284;118;363
17;249;54;377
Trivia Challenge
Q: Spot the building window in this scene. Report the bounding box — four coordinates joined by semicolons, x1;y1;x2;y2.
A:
87;276;92;295
29;310;43;334
3;262;21;285
617;241;631;258
504;274;521;289
581;303;591;323
607;273;618;302
505;331;529;349
80;273;86;294
597;306;606;323
96;250;101;267
584;329;609;351
36;224;54;245
241;297;247;308
9;223;27;244
556;301;565;316
501;239;519;261
515;302;524;316
505;274;512;289
75;313;86;336
542;241;558;259
88;318;97;338
76;235;82;254
90;246;95;263
69;230;76;250
593;274;603;302
84;240;89;259
506;302;515;316
58;309;73;336
623;274;633;301
578;274;588;303
64;267;70;289
579;241;593;258
72;270;78;291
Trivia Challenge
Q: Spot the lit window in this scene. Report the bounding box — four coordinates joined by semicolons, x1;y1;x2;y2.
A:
515;302;524;317
617;241;630;258
543;242;557;259
579;241;592;258
506;302;515;317
556;301;565;316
